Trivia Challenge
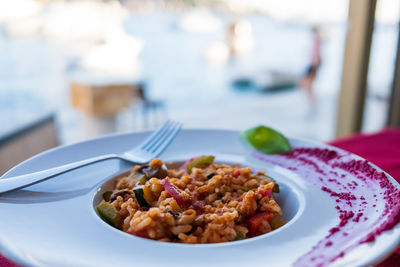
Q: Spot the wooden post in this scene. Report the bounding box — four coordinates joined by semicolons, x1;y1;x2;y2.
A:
336;0;377;138
387;23;400;127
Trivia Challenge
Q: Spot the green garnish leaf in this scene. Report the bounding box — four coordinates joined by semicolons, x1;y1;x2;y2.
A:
244;187;249;192
240;125;291;154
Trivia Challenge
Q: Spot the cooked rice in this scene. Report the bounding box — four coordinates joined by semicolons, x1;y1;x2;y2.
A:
102;157;284;243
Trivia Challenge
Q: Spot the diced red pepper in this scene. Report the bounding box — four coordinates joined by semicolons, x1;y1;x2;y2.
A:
179;156;201;171
192;200;206;213
247;212;274;236
260;188;272;198
161;178;187;208
232;170;240;178
126;228;150;239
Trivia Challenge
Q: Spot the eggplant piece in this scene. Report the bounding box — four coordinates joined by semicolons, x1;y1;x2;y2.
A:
139;164;168;179
110;189;134;202
272;183;280;193
102;191;113;201
206;172;216;180
166;208;180;219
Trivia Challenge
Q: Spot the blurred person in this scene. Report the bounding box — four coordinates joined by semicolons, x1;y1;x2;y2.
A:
227;22;238;58
227;20;253;59
300;26;322;107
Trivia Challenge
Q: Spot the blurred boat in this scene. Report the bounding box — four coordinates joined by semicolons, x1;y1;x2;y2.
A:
232;70;300;92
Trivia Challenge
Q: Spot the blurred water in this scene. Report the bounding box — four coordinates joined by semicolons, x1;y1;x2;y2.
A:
0;11;397;144
121;12;343;141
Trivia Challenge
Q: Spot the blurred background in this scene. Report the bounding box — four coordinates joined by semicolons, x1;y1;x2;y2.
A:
0;0;399;174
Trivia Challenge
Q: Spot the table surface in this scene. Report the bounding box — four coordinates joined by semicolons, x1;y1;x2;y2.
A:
1;128;399;266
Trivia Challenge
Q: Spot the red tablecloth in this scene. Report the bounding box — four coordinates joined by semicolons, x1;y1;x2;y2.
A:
1;128;399;266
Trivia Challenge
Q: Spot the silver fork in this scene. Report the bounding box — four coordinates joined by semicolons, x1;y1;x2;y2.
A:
0;120;182;194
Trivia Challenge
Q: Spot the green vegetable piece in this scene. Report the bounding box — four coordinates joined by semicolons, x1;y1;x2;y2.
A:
139;175;148;185
235;211;247;223
96;200;121;227
234;232;245;241
261;175;280;193
186;155;215;174
240;125;291;154
244;187;249;192
270;215;286;230
133;186;150;208
130;172;148;185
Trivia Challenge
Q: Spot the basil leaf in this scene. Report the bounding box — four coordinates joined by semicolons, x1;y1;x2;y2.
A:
240;125;291;154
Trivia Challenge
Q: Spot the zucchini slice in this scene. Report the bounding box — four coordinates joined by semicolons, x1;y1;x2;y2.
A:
133;186;150;208
96;200;121;227
131;172;148;185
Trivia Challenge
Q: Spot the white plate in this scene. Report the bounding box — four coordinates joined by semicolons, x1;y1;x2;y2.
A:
0;129;399;267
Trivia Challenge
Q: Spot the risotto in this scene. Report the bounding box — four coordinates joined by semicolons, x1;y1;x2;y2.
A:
96;156;285;243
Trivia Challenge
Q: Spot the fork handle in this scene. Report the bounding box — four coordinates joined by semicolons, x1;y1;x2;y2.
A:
0;154;118;194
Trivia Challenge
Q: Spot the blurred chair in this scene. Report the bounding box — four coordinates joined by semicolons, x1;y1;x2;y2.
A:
71;83;136;116
0;113;59;175
70;82;166;132
134;83;167;130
